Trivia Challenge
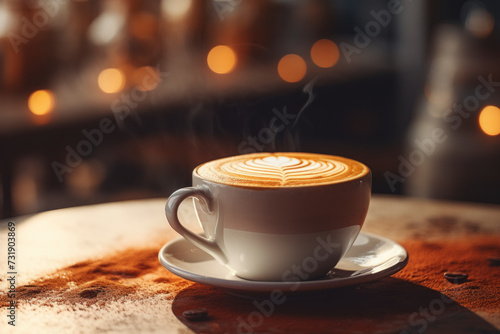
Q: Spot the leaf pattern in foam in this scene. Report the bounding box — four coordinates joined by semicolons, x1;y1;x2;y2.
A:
197;152;369;188
221;156;348;186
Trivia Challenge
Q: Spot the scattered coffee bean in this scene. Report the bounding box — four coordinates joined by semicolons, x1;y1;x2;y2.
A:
182;308;208;321
487;257;500;267
444;272;468;284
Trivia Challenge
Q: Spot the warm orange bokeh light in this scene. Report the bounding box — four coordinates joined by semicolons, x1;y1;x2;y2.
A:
98;68;125;93
130;13;158;40
207;45;237;74
278;54;307;83
310;39;339;68
133;66;160;91
28;90;55;116
479;105;500;136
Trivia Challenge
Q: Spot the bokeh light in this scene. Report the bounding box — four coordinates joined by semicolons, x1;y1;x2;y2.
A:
133;66;160;91
465;7;495;38
162;0;192;20
67;160;107;198
88;11;125;45
479;105;500;136
28;90;55;116
98;68;125;94
310;39;340;68
0;4;14;37
207;45;237;74
129;12;158;40
278;54;307;83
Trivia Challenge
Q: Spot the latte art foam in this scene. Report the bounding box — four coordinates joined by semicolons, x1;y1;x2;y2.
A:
195;153;370;188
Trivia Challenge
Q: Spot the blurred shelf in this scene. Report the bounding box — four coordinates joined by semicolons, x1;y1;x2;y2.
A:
0;43;391;137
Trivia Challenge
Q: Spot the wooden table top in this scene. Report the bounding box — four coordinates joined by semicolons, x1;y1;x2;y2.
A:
1;195;499;333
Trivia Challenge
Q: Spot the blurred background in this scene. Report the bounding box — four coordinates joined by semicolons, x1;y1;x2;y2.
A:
1;0;499;218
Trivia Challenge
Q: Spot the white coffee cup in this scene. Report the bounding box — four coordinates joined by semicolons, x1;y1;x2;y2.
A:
165;152;371;281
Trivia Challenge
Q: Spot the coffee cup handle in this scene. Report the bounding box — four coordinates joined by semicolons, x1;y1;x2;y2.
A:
165;186;227;264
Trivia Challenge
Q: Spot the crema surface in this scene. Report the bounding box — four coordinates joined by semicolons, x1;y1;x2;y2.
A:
195;152;370;188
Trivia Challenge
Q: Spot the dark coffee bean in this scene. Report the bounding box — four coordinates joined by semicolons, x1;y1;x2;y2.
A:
444;272;468;284
487;257;500;267
182;308;208;321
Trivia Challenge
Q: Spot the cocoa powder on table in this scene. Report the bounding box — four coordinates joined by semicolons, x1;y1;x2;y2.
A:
0;247;190;308
395;236;500;312
1;236;499;333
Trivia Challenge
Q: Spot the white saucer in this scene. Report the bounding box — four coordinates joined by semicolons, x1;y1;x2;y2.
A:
158;232;408;294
